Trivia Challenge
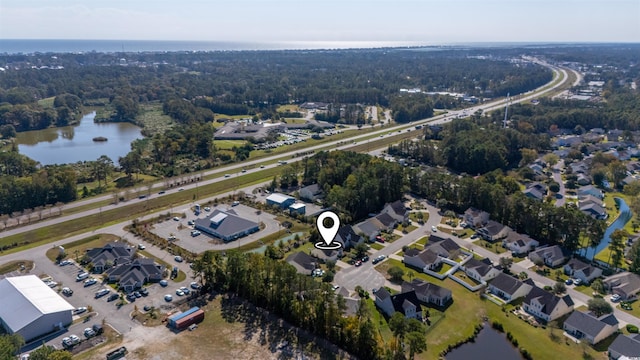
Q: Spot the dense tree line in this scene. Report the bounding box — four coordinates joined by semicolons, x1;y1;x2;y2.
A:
0;48;552;131
389;118;550;174
299;151;404;222
192;250;424;359
406;168;606;251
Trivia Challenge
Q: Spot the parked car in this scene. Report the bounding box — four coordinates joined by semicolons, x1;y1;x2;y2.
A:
361;256;369;262
190;282;201;290
164;294;173;302
62;287;73;296
355;260;362;267
84;278;97;287
565;279;573;285
190;230;201;237
69;335;80;344
470;234;479;239
139;288;149;296
95;289;110;298
76;272;89;281
159;279;168;287
431;226;438;232
59;260;72;266
74;307;87;315
375;236;385;243
175;289;184;296
611;294;621;302
137;244;146;250
133;291;142;298
84;327;96;338
107;293;119;302
331;285;340;291
174;256;183;262
187;220;195;226
173;217;180;221
573;278;582;286
204;207;211;212
179;286;190;295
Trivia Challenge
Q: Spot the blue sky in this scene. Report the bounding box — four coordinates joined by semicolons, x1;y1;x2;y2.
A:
1;0;638;43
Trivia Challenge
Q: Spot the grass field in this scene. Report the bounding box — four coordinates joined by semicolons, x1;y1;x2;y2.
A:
0;259;34;275
213;140;248;150
37;96;56;108
136;103;175;135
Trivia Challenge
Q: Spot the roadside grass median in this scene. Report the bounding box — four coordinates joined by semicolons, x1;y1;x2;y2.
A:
45;233;120;262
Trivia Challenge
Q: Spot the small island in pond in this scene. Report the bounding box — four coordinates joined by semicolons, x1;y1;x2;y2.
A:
92;136;108;142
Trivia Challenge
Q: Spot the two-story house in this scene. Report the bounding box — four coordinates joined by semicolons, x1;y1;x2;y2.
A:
564;258;603;285
522;285;574;323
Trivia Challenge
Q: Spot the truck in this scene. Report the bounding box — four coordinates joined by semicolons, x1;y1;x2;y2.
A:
106;347;127;360
167;306;205;330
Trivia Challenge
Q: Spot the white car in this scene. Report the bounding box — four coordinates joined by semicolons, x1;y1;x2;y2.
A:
74;307;87;315
138;244;146;250
431;226;437;232
611;294;621;302
84;278;97;287
175;289;184;296
174;256;183;262
204;207;211;212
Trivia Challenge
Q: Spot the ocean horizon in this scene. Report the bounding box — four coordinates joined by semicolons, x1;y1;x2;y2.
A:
0;39;438;54
0;39;595;55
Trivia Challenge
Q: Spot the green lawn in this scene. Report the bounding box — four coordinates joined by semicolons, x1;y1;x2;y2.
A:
376;258;604;359
0;260;34;275
409;211;429;224
473;239;508;255
37;96;55;108
618;299;640;319
213;139;248;150
370;243;385;251
416;236;429;246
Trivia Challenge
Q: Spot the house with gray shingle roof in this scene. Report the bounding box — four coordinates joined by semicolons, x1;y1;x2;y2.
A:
381;200;409;223
604;272;640;301
563;311;618;345
477;220;511;242
401;279;452;307
464;207;490;228
528;245;569;268
522;285;574;322
502;232;539;255
563;258;602;285
487;273;532;303
462;257;500;283
334;225;363;249
403;248;440;272
285;252;317;275
299;183;323;202
105;258;164;292
374;288;422;320
608;334;640;360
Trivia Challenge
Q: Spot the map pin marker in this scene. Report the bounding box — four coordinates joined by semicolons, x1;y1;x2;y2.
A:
314;211;342;250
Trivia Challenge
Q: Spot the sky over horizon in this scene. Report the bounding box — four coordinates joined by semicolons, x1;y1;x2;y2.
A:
1;0;639;44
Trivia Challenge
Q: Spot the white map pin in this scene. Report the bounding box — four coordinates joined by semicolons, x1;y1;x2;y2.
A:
314;211;342;250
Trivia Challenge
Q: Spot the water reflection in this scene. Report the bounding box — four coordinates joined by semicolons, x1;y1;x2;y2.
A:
16;112;142;165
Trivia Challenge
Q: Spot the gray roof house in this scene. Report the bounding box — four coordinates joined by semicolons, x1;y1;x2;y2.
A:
381;200;409;223
403;248;441;272
563;311;618;345
502;232;539;255
84;242;134;273
299;184;323;202
401;279;452;307
464;207;490;228
487;273;532;303
462;257;500;283
334;225;363;249
426;236;461;258
578;185;604;199
285;252;317;275
194;209;260;242
563;258;603;285
579;202;608;220
523;187;545;201
374;288;422;320
603;272;640;301
528;245;569;268
608;334;640;360
522;285;574;323
477;220;511;242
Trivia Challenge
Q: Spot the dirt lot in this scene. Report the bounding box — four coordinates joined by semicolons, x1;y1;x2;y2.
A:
81;295;353;360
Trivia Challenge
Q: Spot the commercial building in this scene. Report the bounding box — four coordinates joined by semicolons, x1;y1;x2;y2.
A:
194;209;260;242
0;275;75;342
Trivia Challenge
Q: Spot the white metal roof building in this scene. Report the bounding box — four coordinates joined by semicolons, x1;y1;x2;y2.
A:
0;275;74;342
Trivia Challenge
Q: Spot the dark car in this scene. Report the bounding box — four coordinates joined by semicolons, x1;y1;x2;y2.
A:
361;256;369;262
139;288;149;296
107;293;119;302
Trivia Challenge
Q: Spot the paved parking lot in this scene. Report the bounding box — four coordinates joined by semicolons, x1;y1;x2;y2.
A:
12;252;195;352
150;203;280;253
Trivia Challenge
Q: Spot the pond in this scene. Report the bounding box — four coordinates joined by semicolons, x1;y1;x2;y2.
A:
446;325;522;360
580;197;632;261
16;112;143;165
249;232;305;254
